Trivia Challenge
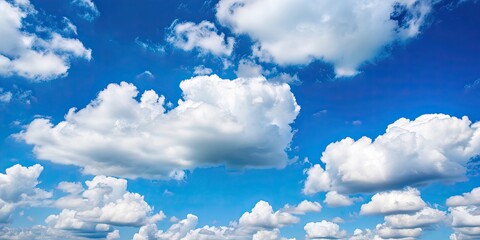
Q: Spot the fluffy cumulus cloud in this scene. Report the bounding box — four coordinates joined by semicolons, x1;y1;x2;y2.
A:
47;175;164;238
239;200;299;228
304;220;347;239
0;0;91;81
216;0;431;76
353;188;446;239
0;164;51;223
167;20;234;57
360;188;426;215
19;75;300;180
303;114;480;195
447;187;480;207
133;200;301;240
375;223;422;239
448;187;480;240
374;207;446;239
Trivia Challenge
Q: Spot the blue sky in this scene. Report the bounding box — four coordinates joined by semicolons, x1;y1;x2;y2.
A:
0;0;480;239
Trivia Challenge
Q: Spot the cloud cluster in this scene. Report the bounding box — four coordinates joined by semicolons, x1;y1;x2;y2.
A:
327;188;447;239
216;0;431;76
47;175;164;238
303;114;480;195
19;75;300;180
448;187;480;239
0;164;51;223
304;220;347;239
356;188;446;239
0;0;91;81
167;21;234;57
133;200;315;240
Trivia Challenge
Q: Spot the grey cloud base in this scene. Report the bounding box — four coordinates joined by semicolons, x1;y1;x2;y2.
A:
18;75;300;180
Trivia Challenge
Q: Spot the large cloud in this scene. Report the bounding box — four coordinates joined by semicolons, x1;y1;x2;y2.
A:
303;114;480;195
18;75;300;179
216;0;431;76
0;164;51;223
0;0;91;81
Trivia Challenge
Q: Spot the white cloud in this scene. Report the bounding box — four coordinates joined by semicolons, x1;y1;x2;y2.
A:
354;189;446;239
134;200;297;240
302;164;331;196
57;181;84;195
0;88;12;103
49;175;165;238
45;209;114;239
193;65;213;76
303;114;480;195
324;191;360;207
252;229;295;240
350;228;376;240
383;207;446;229
135;37;166;53
281;200;322;215
304;220;347;239
331;217;345;224
71;0;100;21
269;73;301;86
447;187;480;207
450;206;480;239
447;187;480;239
216;0;431;76
360;188;426;215
167;20;234;57
235;59;301;85
0;225;83;240
183;224;237;240
236;59;263;78
136;70;155;80
19;75;300;180
0;0;91;81
133;214;235;240
375;223;422;239
0;164;51;223
239;200;299;229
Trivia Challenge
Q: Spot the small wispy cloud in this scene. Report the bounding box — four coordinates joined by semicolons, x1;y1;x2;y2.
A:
135;37;166;53
465;78;480;91
136;70;155;80
71;0;100;21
